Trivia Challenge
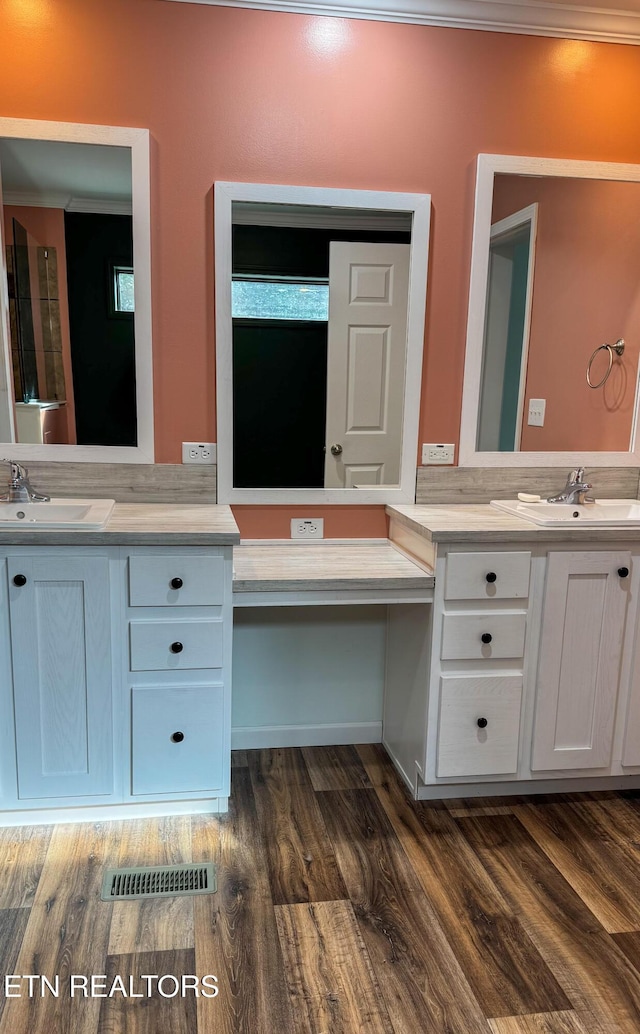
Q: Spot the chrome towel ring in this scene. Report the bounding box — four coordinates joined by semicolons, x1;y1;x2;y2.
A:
586;338;625;389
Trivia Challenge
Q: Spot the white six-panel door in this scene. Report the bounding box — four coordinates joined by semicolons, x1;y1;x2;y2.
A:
324;241;410;488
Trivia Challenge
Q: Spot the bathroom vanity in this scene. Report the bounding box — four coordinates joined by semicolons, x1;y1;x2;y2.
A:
4;496;640;823
0;504;239;824
386;503;640;800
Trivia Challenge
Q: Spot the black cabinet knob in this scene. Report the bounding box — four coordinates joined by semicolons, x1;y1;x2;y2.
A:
170;642;184;654
171;731;185;743
485;572;497;584
170;577;183;590
481;633;493;644
12;574;27;587
477;717;488;729
618;567;630;578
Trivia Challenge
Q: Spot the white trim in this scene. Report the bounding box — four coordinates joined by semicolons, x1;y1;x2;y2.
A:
215;181;430;504
231;721;382;749
159;0;640;46
233;587;434;605
483;202;538;451
459;154;640;469
0;797;228;827
232;202;412;231
0;118;154;463
3;191;132;216
66;197;133;216
415;775;640;800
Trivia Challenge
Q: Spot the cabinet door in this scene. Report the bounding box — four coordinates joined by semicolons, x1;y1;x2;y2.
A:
8;556;113;799
531;551;630;772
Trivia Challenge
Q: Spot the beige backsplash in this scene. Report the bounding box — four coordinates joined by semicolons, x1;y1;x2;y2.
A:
415;466;640;504
8;461;639;508
12;462;217;504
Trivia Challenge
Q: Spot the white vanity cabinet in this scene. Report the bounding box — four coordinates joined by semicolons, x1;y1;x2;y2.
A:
8;553;114;801
531;550;632;772
430;548;531;783
125;548;231;801
386;505;640;800
0;504;238;824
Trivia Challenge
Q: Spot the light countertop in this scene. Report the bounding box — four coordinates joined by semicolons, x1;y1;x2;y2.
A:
387;503;640;544
0;503;240;546
233;541;434;592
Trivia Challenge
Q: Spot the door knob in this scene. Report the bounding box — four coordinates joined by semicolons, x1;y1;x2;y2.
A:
13;574;27;587
330;444;343;456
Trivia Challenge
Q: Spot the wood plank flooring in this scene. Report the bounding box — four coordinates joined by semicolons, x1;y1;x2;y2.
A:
1;746;640;1032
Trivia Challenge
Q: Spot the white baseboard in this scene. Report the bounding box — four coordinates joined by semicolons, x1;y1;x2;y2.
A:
232;721;382;750
0;797;228;827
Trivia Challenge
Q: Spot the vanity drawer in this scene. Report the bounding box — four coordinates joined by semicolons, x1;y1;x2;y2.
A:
128;556;225;607
129;619;223;671
436;675;522;778
131;685;224;795
441;612;526;661
445;552;530;601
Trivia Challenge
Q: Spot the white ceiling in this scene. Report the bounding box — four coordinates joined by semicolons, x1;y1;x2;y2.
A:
161;0;640;44
0;138;132;213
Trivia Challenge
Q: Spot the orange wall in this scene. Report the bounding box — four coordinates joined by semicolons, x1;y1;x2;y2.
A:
2;1;640;530
492;177;640;452
233;505;389;539
3;204;76;443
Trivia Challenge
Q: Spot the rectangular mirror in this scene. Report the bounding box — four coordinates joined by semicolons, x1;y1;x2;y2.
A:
215;183;431;504
0;118;153;462
460;154;640;467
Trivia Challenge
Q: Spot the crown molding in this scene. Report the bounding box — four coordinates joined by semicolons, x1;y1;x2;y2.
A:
232;201;412;230
2;190;132;215
160;0;640;44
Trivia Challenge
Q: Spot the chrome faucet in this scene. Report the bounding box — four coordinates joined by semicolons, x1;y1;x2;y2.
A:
1;460;50;503
547;467;594;505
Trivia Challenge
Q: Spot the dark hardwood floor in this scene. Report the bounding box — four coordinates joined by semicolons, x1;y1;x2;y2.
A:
1;745;640;1032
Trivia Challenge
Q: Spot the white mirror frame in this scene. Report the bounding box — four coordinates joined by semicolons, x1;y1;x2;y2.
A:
215;181;430;504
0;117;154;462
459;153;640;467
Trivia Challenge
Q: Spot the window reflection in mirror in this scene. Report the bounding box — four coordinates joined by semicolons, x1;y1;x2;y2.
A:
231;203;412;489
0;136;137;447
478;173;640;454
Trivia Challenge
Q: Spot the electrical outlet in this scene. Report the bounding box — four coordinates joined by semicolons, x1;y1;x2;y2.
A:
182;442;217;464
527;399;546;427
290;518;324;539
422;443;455;465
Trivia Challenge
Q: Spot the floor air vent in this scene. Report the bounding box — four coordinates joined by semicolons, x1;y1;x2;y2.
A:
101;862;216;901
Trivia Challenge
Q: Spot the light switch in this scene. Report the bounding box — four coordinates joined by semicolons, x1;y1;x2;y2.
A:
527;399;546;427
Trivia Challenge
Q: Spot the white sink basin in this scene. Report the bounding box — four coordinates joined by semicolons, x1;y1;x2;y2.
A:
0;498;115;529
490;498;640;528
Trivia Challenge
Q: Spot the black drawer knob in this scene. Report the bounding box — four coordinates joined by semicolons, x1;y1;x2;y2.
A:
170;642;184;654
481;632;493;644
12;574;27;587
477;717;488;729
618;567;630;578
170;577;183;590
485;572;497;584
171;731;185;743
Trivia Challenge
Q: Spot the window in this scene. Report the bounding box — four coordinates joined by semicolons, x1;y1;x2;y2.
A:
113;266;135;313
232;276;328;321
